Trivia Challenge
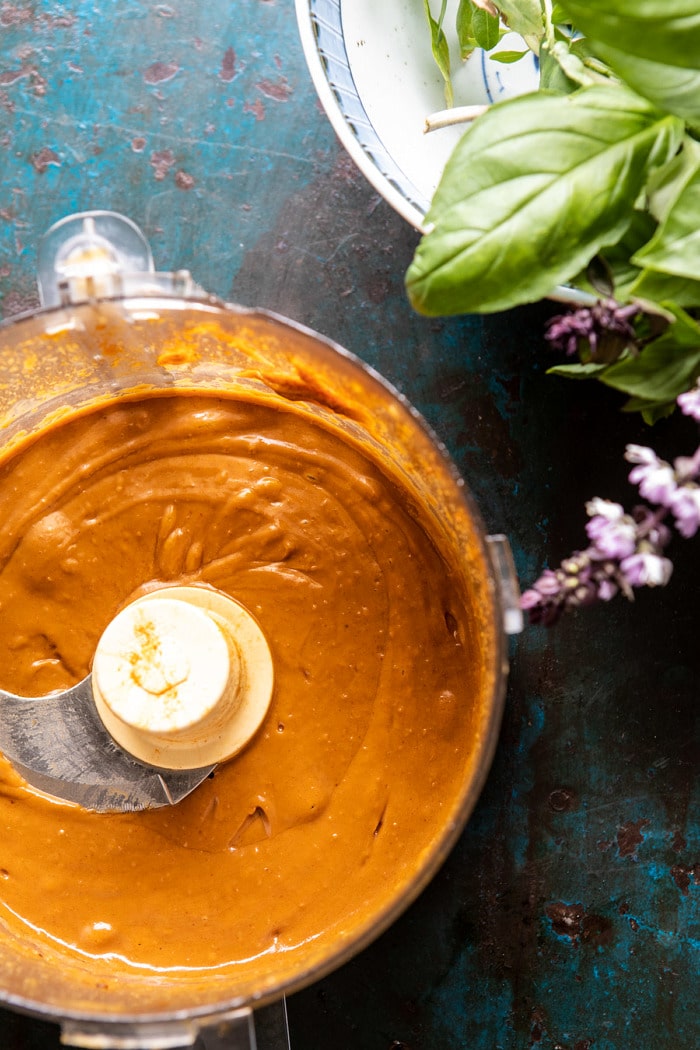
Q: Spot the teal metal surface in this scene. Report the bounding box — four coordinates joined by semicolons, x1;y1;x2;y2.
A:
0;2;698;1048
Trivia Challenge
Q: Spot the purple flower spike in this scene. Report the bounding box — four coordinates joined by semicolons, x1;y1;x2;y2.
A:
585;499;637;558
523;317;700;626
668;486;700;538
619;551;673;588
597;579;618;602
625;445;677;506
523;489;676;625
520;548;626;625
677;380;700;422
545;299;639;363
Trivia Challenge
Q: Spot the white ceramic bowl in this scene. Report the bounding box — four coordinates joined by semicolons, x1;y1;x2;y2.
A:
296;0;589;306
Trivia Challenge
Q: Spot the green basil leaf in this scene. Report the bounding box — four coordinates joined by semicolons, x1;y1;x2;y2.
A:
559;0;700;70
621;395;677;423
489;49;529;64
600;306;700;401
547;361;609;379
583;47;700;128
542;39;595;88
424;0;453;108
640;403;677;425
644;137;700;224
406;85;683;316
493;0;544;53
603;213;658;298
628;269;700;309
559;0;700;124
584;255;615;298
550;4;570;24
538;43;578;93
456;0;477;59
472;6;501;50
632;168;700;281
572;210;657;300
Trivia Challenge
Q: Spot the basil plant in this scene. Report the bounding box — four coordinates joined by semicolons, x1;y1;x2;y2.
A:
409;1;700;421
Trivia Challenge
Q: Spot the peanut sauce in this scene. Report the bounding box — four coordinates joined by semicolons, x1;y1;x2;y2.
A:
0;390;483;1007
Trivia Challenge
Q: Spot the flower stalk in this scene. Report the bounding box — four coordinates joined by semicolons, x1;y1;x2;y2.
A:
521;381;700;625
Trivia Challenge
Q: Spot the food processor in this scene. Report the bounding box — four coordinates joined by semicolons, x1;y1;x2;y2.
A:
0;212;522;1049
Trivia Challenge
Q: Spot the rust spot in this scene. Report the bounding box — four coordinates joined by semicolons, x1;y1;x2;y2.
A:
617;818;649;859
0;68;28;86
545;901;584;941
243;97;265;121
30;70;47;97
144;61;180;85
131;136;146;153
671;829;687;853
149;148;175;180
255;77;291;102
0;6;31;26
670;862;700;896
548;787;577;812
174;170;195;190
40;13;75;29
580;912;613;947
545;902;613;947
31;147;60;173
219;46;236;82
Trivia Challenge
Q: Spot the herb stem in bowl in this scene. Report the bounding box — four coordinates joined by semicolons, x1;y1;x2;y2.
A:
424;104;490;133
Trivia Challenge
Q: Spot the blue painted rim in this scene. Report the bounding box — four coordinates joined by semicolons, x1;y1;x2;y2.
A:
306;0;433;221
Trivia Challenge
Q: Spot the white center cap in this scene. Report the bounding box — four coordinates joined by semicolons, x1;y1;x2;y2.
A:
91;587;274;770
94;599;233;736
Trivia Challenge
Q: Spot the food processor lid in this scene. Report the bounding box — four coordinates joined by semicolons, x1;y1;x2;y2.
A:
32;209;208;310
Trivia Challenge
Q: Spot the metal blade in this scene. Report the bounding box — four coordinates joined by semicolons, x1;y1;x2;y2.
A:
0;677;214;812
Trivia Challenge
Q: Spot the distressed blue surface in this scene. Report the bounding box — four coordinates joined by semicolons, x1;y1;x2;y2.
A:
0;0;332;305
0;2;699;1049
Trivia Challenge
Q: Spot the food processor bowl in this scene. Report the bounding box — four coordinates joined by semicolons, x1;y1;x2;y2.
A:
0;213;521;1049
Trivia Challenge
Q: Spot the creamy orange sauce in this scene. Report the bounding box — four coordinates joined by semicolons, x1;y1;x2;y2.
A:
0;391;484;1005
